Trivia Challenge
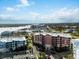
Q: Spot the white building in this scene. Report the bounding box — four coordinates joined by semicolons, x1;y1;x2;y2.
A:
72;39;79;59
0;37;27;52
0;38;12;52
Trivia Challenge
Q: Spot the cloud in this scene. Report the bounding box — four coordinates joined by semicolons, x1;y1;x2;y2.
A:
39;8;79;23
0;14;14;20
16;0;30;8
29;12;40;19
0;7;79;23
5;0;30;12
6;7;19;12
20;0;29;5
6;7;14;11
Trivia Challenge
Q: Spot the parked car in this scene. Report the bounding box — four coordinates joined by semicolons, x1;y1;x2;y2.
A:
50;50;56;54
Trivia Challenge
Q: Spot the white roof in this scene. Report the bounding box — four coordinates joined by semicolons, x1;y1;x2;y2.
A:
0;38;12;42
34;32;71;38
13;37;26;41
25;30;32;33
34;33;40;35
0;37;26;42
34;32;47;36
51;33;71;38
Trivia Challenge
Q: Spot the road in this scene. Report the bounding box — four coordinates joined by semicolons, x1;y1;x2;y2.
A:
0;50;35;59
33;46;39;55
3;54;34;59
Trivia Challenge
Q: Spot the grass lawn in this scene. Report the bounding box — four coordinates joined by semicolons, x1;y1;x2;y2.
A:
62;51;74;59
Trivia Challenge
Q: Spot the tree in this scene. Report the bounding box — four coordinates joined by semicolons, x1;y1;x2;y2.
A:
26;35;33;49
39;52;46;59
34;55;39;59
27;43;33;49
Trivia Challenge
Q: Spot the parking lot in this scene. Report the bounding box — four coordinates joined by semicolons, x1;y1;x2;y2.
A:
0;50;35;59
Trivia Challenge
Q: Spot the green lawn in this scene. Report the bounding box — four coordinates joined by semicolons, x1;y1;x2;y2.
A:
62;51;74;59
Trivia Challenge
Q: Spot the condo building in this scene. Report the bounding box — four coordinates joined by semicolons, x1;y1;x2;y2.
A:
72;39;79;59
33;32;71;51
0;37;27;52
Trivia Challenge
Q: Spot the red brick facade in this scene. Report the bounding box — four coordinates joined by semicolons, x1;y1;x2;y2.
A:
44;34;52;45
33;33;71;50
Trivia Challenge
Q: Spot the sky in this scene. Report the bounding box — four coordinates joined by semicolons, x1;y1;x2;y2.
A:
0;0;79;24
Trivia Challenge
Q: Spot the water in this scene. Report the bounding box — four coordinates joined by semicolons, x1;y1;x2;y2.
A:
0;25;31;34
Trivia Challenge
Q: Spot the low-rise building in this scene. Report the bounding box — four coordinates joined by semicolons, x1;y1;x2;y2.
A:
0;37;27;52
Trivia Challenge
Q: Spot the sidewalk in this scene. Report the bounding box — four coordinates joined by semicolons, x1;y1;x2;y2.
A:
33;46;39;54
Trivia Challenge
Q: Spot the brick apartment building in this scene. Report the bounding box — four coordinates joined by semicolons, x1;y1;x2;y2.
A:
33;33;44;45
44;34;53;50
33;33;71;51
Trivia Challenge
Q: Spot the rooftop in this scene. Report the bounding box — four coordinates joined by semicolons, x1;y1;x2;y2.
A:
34;32;71;38
0;37;26;42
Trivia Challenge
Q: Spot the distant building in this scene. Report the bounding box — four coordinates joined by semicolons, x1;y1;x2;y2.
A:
0;37;27;52
1;31;14;37
64;29;76;33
